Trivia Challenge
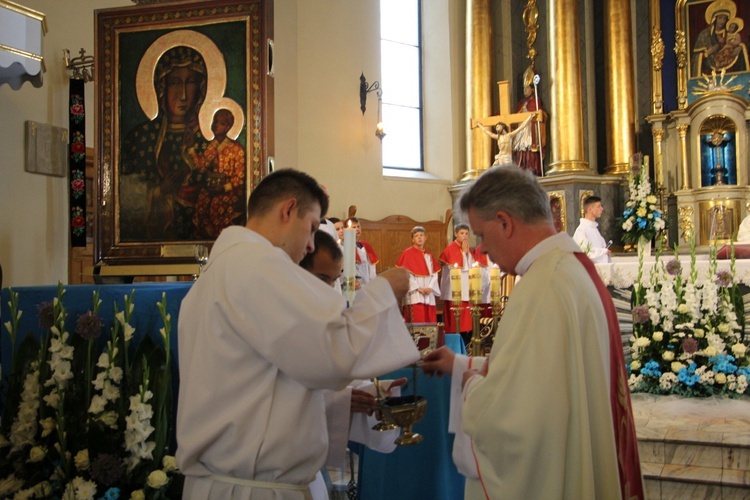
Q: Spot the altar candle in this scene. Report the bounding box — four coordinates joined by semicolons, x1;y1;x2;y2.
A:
469;263;482;305
489;264;501;303
343;228;356;279
450;264;462;303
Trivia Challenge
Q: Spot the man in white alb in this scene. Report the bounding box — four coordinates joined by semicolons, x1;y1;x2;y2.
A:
573;195;611;263
176;169;420;499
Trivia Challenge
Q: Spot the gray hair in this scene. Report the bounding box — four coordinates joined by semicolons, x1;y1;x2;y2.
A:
459;166;552;224
410;226;426;236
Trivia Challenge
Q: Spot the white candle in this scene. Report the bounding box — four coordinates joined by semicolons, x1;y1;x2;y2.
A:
469;263;482;304
490;265;501;305
343;228;356;279
450;264;462;303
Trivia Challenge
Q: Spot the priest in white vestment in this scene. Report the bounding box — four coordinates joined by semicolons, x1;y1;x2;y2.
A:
176;169;420;499
422;166;644;499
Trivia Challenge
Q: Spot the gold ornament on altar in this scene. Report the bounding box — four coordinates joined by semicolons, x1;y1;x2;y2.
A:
692;69;744;97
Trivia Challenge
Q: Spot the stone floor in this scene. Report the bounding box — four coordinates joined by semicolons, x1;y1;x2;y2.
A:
632;394;750;499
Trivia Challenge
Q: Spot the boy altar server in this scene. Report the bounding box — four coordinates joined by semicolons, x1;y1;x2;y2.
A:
396;226;441;323
176;169;420;499
422;166;644;499
439;223;475;336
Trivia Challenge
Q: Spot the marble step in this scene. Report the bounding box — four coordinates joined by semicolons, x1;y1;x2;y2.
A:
642;462;750;499
632;394;750;499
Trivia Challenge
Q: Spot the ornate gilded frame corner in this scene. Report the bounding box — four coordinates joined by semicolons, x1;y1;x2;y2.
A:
548;190;567;233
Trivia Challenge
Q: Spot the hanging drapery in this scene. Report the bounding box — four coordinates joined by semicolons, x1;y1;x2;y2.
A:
69;78;86;247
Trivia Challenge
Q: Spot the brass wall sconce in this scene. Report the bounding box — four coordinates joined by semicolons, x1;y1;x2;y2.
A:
63;48;94;82
360;72;385;141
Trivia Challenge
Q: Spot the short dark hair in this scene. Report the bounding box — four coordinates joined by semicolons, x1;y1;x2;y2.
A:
300;230;343;271
459;166;551;224
454;222;470;234
583;195;602;209
247;169;329;219
328;217;341;224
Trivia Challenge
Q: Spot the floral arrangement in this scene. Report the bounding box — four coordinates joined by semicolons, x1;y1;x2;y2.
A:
620;153;665;245
627;243;749;397
0;285;183;499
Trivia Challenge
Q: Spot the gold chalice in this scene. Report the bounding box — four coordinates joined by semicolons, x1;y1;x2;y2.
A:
380;394;427;446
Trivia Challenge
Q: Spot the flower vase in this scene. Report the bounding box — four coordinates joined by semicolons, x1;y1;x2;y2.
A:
637;236;651;258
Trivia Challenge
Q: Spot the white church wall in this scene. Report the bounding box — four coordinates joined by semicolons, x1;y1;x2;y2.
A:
0;0;131;287
274;0;458;223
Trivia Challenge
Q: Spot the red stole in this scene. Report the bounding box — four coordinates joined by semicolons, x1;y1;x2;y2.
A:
356;240;379;265
574;253;645;500
397;246;439;276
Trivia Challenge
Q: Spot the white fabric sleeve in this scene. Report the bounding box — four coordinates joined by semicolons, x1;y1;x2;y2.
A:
737;216;750;242
224;242;421;390
324;388;353;469
449;354;486;480
348;380;399;454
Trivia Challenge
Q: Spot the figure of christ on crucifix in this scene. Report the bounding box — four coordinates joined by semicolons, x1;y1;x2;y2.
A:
471;76;545;174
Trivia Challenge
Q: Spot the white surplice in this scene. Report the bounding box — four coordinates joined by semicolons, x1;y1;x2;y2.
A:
404;254;440;307
448;233;625;499
176;226;420;499
355;245;377;285
573;217;611;263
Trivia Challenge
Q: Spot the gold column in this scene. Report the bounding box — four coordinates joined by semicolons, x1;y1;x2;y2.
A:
547;0;588;174
677;123;691;189
462;0;492;182
603;0;636;175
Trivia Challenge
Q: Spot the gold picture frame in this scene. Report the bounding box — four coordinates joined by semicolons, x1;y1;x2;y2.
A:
95;0;273;265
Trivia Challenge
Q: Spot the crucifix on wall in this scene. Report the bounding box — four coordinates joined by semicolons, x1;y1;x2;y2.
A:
470;80;543;170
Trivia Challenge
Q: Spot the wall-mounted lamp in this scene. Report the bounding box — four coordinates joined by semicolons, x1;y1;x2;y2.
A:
360;72;386;141
63;48;94;82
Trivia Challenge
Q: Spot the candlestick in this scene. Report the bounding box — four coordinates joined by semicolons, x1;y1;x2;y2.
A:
450;265;462;304
469;264;481;305
489;265;501;305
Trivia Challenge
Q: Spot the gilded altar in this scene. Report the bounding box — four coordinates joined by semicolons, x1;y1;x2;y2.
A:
648;0;750;249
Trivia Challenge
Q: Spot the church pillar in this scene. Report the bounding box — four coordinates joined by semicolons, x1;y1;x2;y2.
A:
547;0;589;174
461;0;492;182
603;0;636;175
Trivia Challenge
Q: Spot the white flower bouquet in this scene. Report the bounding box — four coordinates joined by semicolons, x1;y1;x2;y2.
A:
628;244;749;397
0;286;182;499
619;153;666;245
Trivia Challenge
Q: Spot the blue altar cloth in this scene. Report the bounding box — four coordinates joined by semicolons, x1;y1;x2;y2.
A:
357;334;467;500
0;283;192;395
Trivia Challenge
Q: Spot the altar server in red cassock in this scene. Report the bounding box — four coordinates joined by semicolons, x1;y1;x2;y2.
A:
423;166;644;500
396;226;441;323
439;223;475;335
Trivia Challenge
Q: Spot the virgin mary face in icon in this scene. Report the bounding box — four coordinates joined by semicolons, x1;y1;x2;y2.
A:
154;46;207;125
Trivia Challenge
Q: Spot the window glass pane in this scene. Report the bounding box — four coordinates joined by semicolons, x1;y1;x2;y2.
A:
382;104;421;170
380;0;418;45
381;41;419;107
